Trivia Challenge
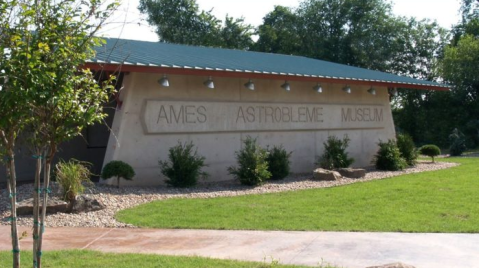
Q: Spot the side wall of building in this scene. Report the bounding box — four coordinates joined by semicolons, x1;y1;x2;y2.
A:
103;73;396;186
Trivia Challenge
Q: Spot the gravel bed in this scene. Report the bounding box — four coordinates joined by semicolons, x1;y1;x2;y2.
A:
1;161;458;228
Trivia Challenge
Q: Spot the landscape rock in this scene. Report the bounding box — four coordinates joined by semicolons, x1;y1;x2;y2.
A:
313;168;342;181
336;168;366;179
69;195;105;214
17;197;68;216
366;263;415;268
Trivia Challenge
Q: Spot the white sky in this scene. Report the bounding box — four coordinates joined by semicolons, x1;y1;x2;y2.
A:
99;0;462;42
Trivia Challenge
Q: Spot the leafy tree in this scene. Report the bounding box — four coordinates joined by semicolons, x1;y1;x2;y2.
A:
139;0;254;49
253;6;301;54
0;0;118;267
0;2;31;266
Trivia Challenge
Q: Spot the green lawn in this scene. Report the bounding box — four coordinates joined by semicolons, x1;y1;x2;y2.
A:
116;158;479;233
0;250;317;268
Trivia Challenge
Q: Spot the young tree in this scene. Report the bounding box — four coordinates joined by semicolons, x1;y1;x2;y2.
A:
1;0;118;267
0;1;36;266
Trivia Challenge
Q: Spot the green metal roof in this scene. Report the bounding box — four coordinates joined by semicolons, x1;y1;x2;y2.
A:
89;38;447;90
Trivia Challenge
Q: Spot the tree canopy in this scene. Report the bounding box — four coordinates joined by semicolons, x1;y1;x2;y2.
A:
138;0;254;49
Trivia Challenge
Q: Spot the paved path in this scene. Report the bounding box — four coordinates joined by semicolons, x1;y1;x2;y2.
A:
1;226;478;268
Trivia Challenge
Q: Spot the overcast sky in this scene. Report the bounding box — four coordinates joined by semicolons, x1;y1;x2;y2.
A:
99;0;462;41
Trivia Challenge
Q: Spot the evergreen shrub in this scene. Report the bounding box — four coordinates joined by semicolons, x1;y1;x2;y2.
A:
449;128;466;156
317;135;354;169
228;136;271;186
373;139;407;171
266;145;292;180
419;145;441;163
396;133;418;166
159;141;208;188
101;160;135;188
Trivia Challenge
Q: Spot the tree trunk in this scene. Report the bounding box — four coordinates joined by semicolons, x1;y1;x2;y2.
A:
36;145;56;268
6;144;20;268
32;150;43;268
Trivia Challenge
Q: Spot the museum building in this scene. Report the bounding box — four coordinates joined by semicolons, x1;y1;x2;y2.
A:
0;38;448;185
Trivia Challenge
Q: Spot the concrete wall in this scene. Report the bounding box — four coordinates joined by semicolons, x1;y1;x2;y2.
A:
103;73;396;186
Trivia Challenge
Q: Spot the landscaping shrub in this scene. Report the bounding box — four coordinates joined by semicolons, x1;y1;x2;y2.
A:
159;141;208;188
266;145;292;180
228;136;271;186
419;145;441;163
449;128;466;156
396;133;418;166
101;160;135;188
55;159;93;202
373;139;407;171
317;135;354;169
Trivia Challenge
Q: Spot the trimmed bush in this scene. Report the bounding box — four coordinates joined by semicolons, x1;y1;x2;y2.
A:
419;145;441;163
317;135;354;169
373;139;407;171
101;160;135;188
266;145;292;180
228;136;271;186
159;141;208;188
397;133;418;166
55;159;93;202
449;128;466;156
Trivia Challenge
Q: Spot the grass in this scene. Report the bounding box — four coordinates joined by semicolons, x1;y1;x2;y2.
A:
116;157;479;233
0;250;320;268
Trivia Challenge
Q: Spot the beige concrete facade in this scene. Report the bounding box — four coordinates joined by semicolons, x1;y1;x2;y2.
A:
103;73;396;186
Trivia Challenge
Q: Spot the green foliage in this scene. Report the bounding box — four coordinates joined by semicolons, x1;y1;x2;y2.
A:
317;135;354;170
253;6;301;54
139;0;254;49
159;141;208;188
419;145;441;162
373;140;407;171
449;128;467;156
0;1;118;266
101;161;135;188
55;159;93;202
228;136;271;186
266;145;292;180
396;133;418;166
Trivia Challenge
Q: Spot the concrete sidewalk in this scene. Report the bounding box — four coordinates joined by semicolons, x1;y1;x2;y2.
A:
0;226;478;268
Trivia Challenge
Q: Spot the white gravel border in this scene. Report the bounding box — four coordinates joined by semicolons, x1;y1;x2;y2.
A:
1;161;458;228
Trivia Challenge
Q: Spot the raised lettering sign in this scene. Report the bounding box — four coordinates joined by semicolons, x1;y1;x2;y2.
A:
142;100;385;134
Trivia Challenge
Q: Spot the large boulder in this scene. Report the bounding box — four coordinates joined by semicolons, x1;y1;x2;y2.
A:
313;168;342;181
336;168;366;179
69;195;105;214
366;263;416;268
17;197;68;215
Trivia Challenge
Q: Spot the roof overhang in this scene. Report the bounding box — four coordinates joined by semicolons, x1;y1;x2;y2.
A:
83;62;450;91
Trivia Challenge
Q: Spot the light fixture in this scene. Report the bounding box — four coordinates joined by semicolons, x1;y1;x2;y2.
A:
281;81;290;91
388;87;397;96
367;87;376;95
203;76;214;89
343;85;351;94
244;79;255;91
158;74;169;87
313;83;323;93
